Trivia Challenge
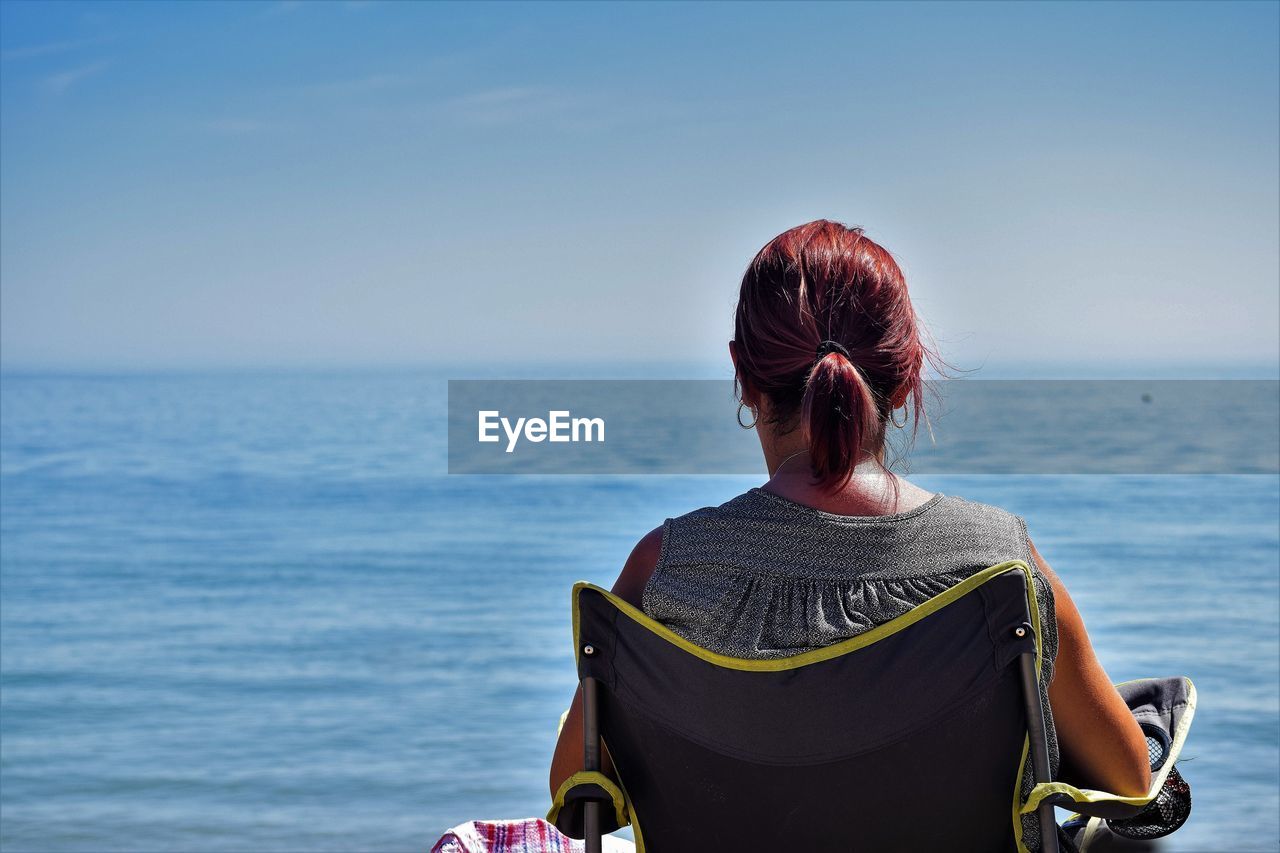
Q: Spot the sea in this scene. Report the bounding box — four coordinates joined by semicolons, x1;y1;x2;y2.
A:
1;369;1277;852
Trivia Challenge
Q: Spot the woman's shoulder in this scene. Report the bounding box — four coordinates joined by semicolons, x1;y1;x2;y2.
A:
609;491;762;607
669;490;769;524
610;525;665;607
931;493;1030;537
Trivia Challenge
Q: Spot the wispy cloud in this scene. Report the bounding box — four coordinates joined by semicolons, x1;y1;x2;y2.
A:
42;60;111;95
2;35;115;62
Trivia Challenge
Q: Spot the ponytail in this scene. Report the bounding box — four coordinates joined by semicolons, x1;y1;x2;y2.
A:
801;350;881;490
734;220;939;491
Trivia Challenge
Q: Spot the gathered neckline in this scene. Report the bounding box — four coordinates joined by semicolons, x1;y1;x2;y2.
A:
748;487;946;523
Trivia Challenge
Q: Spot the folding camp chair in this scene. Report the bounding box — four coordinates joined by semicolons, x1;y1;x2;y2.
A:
548;560;1195;852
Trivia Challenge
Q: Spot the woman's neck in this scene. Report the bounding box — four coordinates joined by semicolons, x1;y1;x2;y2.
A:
760;445;934;517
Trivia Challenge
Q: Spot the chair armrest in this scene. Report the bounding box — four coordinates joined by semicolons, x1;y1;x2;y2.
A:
547;771;630;839
1022;676;1196;826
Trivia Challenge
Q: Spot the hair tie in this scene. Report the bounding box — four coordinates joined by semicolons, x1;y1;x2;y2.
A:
816;340;850;361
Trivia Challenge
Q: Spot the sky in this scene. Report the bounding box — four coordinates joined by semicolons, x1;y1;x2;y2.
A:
1;0;1277;372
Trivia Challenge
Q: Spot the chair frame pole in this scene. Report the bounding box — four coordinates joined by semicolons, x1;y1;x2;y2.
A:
1019;650;1060;853
582;675;602;853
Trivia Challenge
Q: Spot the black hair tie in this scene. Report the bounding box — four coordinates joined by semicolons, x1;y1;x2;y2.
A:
816;340;851;361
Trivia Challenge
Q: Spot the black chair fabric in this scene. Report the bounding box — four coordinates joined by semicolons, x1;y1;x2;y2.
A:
567;568;1041;852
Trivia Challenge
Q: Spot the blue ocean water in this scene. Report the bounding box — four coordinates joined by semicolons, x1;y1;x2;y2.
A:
1;371;1277;851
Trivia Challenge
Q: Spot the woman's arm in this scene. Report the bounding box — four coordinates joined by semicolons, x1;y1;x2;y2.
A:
548;527;663;798
1031;538;1152;798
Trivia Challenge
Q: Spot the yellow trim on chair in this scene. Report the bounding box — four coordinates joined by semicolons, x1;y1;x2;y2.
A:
1005;560;1044;853
546;770;629;831
1074;816;1109;852
1011;736;1033;853
571;559;1038;672
611;756;646;853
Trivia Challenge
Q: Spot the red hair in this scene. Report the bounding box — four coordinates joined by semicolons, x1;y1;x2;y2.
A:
733;220;937;490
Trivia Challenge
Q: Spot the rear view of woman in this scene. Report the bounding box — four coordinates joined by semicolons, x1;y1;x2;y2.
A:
550;220;1151;838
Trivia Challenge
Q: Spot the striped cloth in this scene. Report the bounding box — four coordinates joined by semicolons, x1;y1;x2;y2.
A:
431;819;634;853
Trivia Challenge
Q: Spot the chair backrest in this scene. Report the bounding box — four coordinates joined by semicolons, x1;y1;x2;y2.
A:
567;562;1052;853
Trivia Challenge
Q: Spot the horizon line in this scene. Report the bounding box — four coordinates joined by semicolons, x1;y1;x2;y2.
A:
1;358;1277;381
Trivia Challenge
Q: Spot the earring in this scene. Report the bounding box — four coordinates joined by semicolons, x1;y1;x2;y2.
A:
890;407;909;429
737;401;758;430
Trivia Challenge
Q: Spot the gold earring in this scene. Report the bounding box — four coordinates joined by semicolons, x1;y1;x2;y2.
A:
890;407;909;429
737;401;758;429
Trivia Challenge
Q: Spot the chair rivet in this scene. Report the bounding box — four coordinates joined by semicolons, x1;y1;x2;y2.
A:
583;644;595;656
1014;626;1027;638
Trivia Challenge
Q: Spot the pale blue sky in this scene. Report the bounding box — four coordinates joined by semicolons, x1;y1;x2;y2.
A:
1;1;1277;371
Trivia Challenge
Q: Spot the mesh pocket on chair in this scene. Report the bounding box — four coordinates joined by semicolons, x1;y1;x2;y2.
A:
1106;724;1192;840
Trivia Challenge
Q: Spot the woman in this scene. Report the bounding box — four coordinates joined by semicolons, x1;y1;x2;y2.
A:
549;220;1151;818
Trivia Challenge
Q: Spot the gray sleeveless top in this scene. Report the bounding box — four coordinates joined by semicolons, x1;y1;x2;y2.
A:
641;488;1060;847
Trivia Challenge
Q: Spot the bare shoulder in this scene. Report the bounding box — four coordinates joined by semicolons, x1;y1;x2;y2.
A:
610;525;665;608
1027;536;1085;637
1028;536;1074;592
